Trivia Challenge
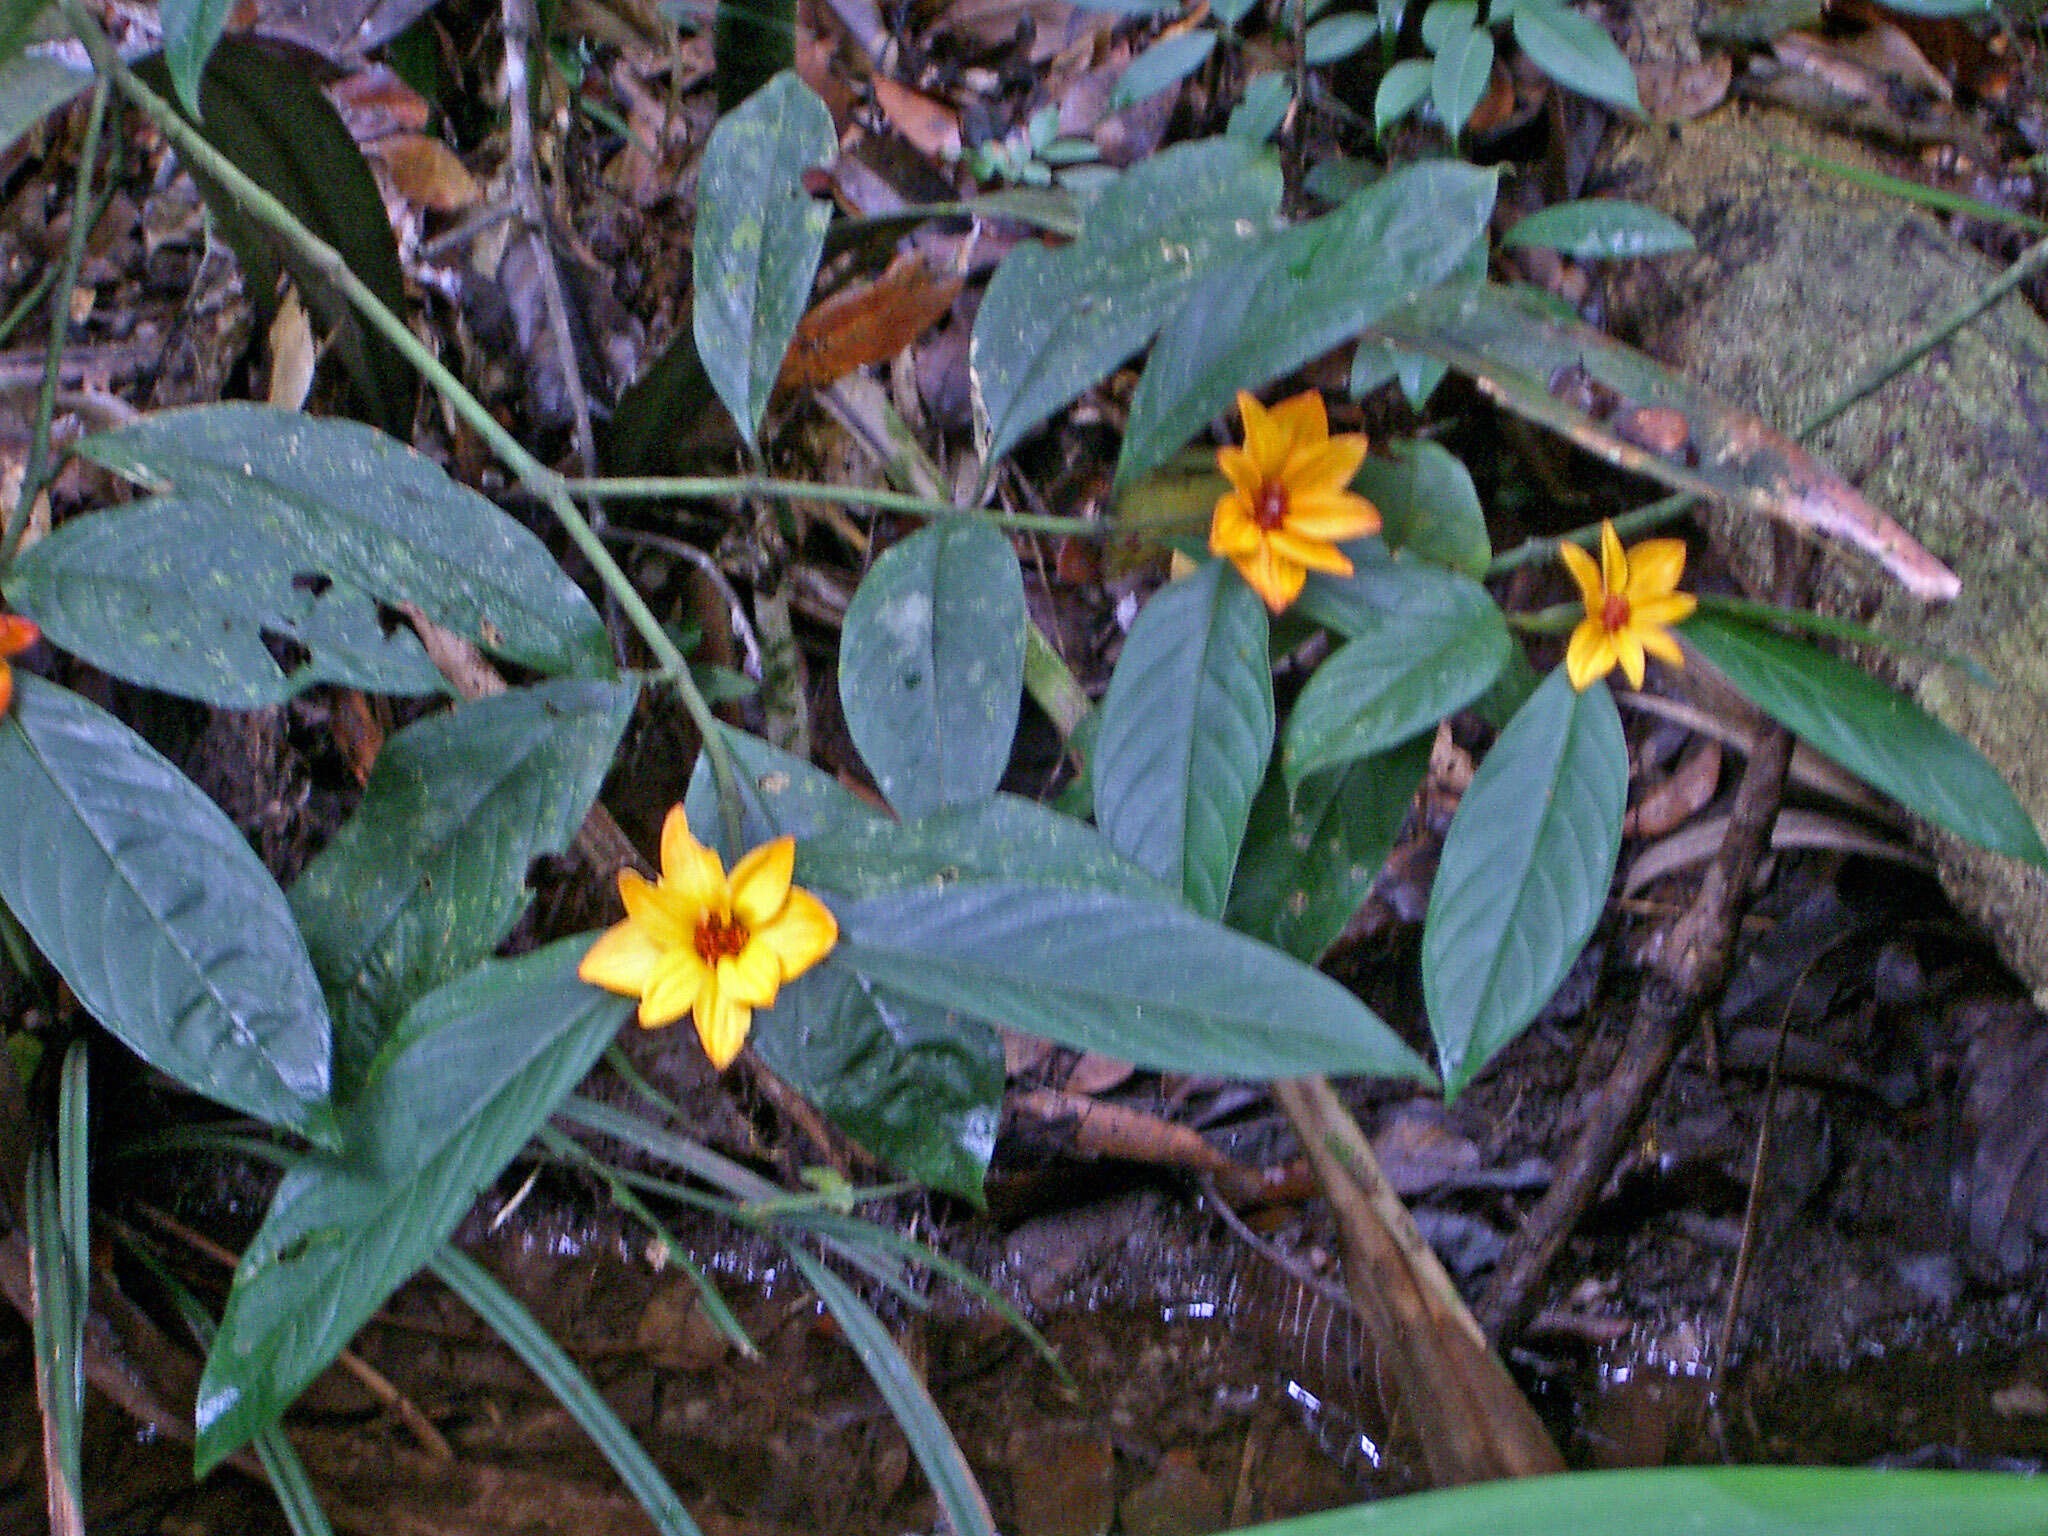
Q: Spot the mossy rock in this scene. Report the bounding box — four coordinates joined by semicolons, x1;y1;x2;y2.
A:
1600;106;2048;995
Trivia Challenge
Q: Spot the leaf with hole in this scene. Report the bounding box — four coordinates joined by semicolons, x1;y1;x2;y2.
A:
1092;561;1272;917
693;71;837;450
67;404;612;683
1681;611;2047;867
835;881;1432;1081
1423;668;1627;1093
0;676;336;1142
290;680;635;1097
839;519;1026;819
194;939;630;1473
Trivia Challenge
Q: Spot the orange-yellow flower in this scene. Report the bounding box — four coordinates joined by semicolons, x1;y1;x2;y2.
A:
578;807;838;1070
0;612;38;717
1559;520;1697;691
1208;389;1382;614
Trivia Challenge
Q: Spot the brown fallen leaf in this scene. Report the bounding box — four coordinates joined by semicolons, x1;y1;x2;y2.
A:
778;249;963;391
364;132;482;213
1625;735;1721;838
871;75;962;162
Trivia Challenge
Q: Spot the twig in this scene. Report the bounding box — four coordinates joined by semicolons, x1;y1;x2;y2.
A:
1196;1172;1358;1319
603;527;765;681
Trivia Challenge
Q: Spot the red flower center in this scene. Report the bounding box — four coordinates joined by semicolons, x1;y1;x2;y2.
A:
1252;480;1290;531
695;913;750;963
1600;593;1632;632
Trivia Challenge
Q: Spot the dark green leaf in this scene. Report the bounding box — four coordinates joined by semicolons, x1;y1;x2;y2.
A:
1350;339;1448;409
290;680;635;1097
797;794;1168;900
1296;538;1481;640
1092;561;1273;916
161;0;232;115
1502;199;1694;259
972;138;1282;467
685;725;882;861
194;939;630;1473
1228;71;1293;143
1233;1467;2048;1536
838;519;1025;818
692;71;836;449
135;42;413;436
1429;24;1493;138
1375;59;1432;133
1512;0;1641;110
836;881;1432;1081
1115;159;1496;486
1227;737;1429;964
0;50;90;157
755;962;1002;1201
1682;611;2047;866
1113;30;1216;108
0;676;336;1142
1419;0;1475;48
71;404;611;680
6;498;447;706
1305;13;1379;63
1283;572;1509;787
1354;441;1490;576
1423;669;1627;1093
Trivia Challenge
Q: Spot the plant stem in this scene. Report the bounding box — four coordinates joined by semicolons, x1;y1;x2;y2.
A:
53;0;751;848
566;474;1097;534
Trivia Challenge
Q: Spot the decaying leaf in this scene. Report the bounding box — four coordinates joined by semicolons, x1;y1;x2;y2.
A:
779;250;963;391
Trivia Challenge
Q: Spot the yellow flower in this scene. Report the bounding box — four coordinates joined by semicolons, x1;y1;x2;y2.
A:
0;612;38;717
1208;389;1383;614
578;807;838;1070
1559;520;1697;691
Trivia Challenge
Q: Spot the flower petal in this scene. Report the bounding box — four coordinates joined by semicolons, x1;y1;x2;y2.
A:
1284;434;1368;498
1265;528;1356;575
578;916;665;997
755;887;839;980
660;808;729;910
0;664;11;718
1638;624;1686;671
1623;538;1688;600
719;940;783;1010
1210;495;1264;557
1599;519;1628;595
1285;488;1382;542
1559;538;1604;615
641;947;711;1029
729;837;796;928
1233;544;1305;612
1266;389;1329;449
1632;592;1698;628
1216;445;1265;501
617;869;695;948
1612;627;1648;690
0;614;37;657
1565;620;1614;691
694;987;753;1070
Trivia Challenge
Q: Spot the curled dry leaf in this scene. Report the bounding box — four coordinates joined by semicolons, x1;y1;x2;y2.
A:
778;250;964;391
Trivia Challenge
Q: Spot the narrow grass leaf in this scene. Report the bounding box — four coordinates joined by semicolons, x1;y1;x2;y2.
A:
1093;561;1273;916
1423;669;1626;1093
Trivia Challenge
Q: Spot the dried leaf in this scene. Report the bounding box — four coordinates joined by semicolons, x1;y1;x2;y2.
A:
779;250;964;390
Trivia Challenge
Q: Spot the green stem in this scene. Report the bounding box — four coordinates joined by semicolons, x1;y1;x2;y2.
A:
1485;492;1691;578
55;0;749;849
565;474;1097;535
4;73;108;571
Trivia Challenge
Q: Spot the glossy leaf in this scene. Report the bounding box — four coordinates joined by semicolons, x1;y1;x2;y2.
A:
838;519;1026;819
72;405;612;680
756;963;1002;1200
1512;0;1642;110
685;724;883;861
0;51;91;157
1375;59;1432;134
1237;1468;2048;1536
835;881;1433;1081
6;498;447;707
1115;159;1496;486
1113;30;1216;109
0;675;336;1142
1354;440;1490;577
1350;339;1448;410
971;138;1282;467
693;71;836;449
194;939;631;1473
1227;737;1430;964
1502;199;1695;259
1305;13;1379;63
797;794;1168;900
290;680;635;1096
1228;70;1293;143
1429;23;1493;138
431;1249;702;1536
136;43;414;436
161;0;232;115
1092;561;1273;916
1284;572;1510;787
1423;669;1627;1093
1681;611;2048;866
